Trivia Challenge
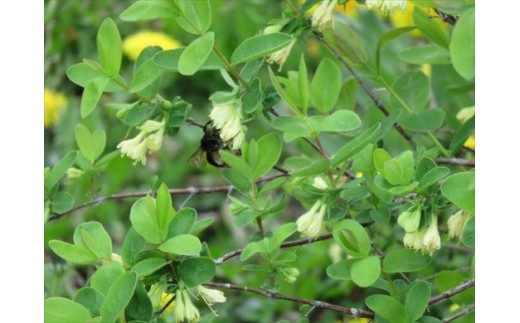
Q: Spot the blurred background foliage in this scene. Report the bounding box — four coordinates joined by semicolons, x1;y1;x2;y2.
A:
44;1;474;322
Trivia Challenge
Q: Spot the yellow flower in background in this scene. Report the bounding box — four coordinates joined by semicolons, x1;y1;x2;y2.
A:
366;0;407;15
464;135;475;150
420;64;432;77
390;2;422;36
159;292;176;314
44;88;67;128
123;31;181;61
335;0;361;17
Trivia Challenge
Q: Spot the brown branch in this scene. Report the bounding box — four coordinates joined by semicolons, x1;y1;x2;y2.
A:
428;279;475;305
154;294;176;316
314;34;416;150
443;303;475;322
204;281;375;318
48;173;287;221
435;158;474;167
215;233;333;264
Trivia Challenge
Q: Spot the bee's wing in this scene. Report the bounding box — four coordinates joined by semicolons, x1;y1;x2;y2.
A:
188;149;207;168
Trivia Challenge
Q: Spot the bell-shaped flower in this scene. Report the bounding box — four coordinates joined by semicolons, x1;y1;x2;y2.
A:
447;210;470;240
117;118;166;165
403;229;426;251
422;215;441;255
266;38;297;72
311;0;338;32
397;205;422;233
197;285;227;305
296;199;327;238
173;289;200;323
209;102;245;149
366;0;407;14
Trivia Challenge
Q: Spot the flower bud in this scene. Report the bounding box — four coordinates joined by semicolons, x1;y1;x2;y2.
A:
66;167;84;180
197;285;227;305
447;210;470;240
422;215;441;255
397;205;422;233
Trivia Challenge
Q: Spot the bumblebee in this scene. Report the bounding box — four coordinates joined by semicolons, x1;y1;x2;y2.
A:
188;121;231;168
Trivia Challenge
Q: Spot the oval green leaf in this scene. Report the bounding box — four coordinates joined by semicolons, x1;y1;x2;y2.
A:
383;248;432;273
400;109;445;132
231;33;293;65
326;259;356;280
392;71;430;111
351;256;381;287
73;287;105;317
450;7;475;80
48;240;96;265
310;59;342;112
441;172;475;215
120;0;178;21
130;197;162;244
159;234;201;256
90;262;125;295
319;110;361;132
97;18;122;77
44;297;91;323
178;257;216;287
81;77;109;119
132;258;169;277
100;272;138;323
332;220;371;258
405;281;431;322
178;32;215;76
366;295;409;323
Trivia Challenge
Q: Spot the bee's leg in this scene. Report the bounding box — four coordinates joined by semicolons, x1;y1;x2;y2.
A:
186;118;205;129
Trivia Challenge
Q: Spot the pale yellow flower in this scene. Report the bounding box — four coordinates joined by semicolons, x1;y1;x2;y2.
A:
296;199;327;238
173;289;200;323
398;205;422;233
123;31;181;61
403;229;426;251
209;102;245;150
366;0;407;15
44;88;67;128
422;215;441;255
117;118;166;165
464;135;475;150
312;0;338;32
266;38;297;72
447;210;470;240
197;285;226;305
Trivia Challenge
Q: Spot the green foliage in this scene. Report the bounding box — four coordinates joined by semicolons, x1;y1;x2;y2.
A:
45;0;475;321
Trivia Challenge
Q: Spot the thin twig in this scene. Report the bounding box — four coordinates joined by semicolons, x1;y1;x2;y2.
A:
435;158;475;167
428;279;475;305
215;233;333;264
371;242;411;284
314;34;416;150
442;303;475;322
48;173;287;221
154;294;176;316
204;281;375;318
444;243;473;253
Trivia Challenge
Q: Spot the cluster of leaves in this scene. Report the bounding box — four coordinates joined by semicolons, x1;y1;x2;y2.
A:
44;0;475;322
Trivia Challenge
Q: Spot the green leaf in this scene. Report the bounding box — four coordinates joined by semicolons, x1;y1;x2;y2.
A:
129;48;163;94
51;190;75;214
416;157;437;180
48;240;96;265
435;271;475;304
310;59;342;112
191;217;215;236
101;272;138;323
159;234;201;256
351;256;381;288
271;115;310;142
405;281;431;322
461;216;475;247
323;22;368;66
75;124;105;163
76;222;112;260
298;56;309;113
269;223;297;251
450;116;474;153
383;160;406;186
366;295;409;323
120;230;146;268
242;78;263;114
156;183;175;235
400;109;445;132
220;151;253;180
376;26;416;73
125;281;153;322
395;150;414;184
175;0;212;34
240;58;264;83
47;151;77;189
450;7;475;80
231;33;293;65
383;248;432;273
178;257;216;287
418;166;450;191
272;250;298;264
153;48;224;71
413;7;449;49
120;0;179;21
319;110;361;132
291;159;330;177
81;77;109;118
178;32;215;76
168;208;197;237
392;71;430;111
332;123;381;167
132;258;169;277
73;288;105;317
67;62;126;92
97;18;121;76
441;172;475;215
44;297;91;323
332;220;371;258
399;44;451;65
254;133;282;178
130;196;162;244
337;79;358;111
91;262;125;295
222;169;251;195
373;148;392;176
326;259;355;280
240;241;262;261
268;67;299;112
388;182;419;196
